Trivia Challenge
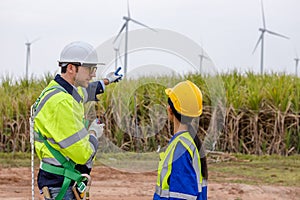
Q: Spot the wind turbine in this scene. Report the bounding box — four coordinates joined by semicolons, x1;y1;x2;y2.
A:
294;53;299;76
113;0;156;77
113;47;119;71
252;0;289;74
25;37;40;80
198;48;209;74
113;35;124;71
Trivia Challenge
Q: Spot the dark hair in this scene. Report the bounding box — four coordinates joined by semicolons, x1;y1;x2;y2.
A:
61;66;67;73
60;64;79;74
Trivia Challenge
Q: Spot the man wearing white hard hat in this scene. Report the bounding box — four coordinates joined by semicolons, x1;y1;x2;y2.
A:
31;41;122;199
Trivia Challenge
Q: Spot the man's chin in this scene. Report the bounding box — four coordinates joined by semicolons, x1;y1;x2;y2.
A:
83;83;89;88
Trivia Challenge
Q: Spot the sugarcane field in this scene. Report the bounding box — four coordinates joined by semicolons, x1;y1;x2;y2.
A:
1;0;300;200
1;73;300;199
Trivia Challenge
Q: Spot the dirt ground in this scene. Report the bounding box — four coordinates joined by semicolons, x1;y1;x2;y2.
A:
0;166;299;200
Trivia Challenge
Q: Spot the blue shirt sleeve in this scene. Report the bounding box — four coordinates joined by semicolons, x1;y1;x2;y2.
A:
86;81;105;101
168;141;199;199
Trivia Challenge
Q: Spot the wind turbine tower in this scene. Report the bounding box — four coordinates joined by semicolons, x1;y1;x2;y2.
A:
252;0;289;74
295;57;299;76
198;48;209;74
25;38;39;80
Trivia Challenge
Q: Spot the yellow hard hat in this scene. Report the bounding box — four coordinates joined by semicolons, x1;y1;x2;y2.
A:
165;80;203;117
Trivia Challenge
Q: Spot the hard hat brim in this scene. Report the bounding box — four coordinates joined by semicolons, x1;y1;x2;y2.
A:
58;61;105;67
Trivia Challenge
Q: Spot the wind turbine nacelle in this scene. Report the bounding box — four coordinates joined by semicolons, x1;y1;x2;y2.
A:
258;28;265;32
123;16;130;21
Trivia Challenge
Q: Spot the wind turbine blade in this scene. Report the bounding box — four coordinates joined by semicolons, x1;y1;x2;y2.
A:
113;22;127;43
117;48;123;66
118;34;124;49
30;37;41;44
266;30;289;39
203;55;209;60
130;18;157;32
252;33;263;54
261;0;266;29
113;33;124;67
113;33;124;50
127;0;131;18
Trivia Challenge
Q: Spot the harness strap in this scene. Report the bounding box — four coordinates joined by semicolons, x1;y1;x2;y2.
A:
41;162;82;183
37;129;85;200
41;162;83;200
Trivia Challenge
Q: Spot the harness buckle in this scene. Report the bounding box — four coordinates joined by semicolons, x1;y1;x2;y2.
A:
72;174;91;200
77;182;86;193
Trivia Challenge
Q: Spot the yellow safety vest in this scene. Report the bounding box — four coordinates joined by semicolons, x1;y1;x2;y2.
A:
155;131;203;199
34;80;95;166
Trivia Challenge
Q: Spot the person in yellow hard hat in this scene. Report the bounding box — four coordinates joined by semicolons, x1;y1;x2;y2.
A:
31;41;123;200
153;80;208;200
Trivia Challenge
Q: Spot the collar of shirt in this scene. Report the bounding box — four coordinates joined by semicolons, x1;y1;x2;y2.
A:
169;130;188;144
54;74;83;103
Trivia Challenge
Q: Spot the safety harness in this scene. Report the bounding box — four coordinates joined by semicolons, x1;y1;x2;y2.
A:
32;85;89;200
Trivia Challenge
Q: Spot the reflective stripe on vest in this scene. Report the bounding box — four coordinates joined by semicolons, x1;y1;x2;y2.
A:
155;131;202;198
180;136;202;192
47;127;88;149
34;89;62;117
35;127;88;150
170;191;197;200
41;157;61;166
155;185;197;199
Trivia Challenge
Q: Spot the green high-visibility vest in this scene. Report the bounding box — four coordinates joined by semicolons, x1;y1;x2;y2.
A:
34;80;95;166
155;131;203;199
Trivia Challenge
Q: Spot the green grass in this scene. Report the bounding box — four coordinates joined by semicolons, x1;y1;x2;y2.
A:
0;152;38;167
2;152;299;187
95;151;159;173
209;154;300;187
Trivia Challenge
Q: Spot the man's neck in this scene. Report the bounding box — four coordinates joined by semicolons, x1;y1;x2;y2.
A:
61;73;75;86
173;118;188;134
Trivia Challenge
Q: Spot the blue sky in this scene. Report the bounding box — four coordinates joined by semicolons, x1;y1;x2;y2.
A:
1;0;300;78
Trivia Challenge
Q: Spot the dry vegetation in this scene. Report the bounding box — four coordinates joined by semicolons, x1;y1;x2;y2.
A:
0;72;299;155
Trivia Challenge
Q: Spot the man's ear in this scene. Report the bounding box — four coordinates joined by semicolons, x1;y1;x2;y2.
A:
67;64;75;74
167;105;174;121
167;105;173;116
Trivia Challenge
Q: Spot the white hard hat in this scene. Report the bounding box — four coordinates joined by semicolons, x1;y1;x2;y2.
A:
58;41;104;67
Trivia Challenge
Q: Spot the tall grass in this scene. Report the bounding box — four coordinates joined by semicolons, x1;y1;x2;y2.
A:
0;72;299;155
220;72;300;155
0;73;53;152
